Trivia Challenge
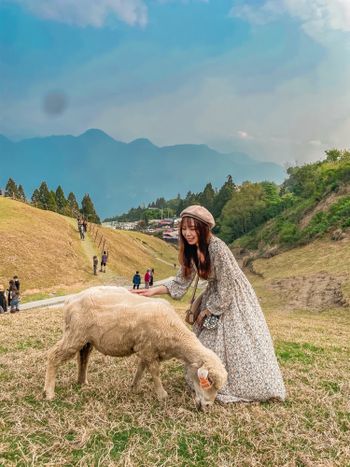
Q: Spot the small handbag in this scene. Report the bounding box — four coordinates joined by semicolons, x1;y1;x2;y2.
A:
185;274;204;325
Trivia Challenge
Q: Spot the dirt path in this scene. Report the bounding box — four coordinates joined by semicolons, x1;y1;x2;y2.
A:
67;219;116;283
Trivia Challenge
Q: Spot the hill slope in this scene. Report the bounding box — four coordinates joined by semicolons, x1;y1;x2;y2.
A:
0;197;177;300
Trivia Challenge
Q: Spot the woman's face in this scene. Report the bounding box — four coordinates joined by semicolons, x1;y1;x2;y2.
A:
181;218;199;246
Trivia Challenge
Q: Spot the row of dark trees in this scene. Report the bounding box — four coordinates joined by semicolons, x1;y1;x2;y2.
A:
3;178;101;224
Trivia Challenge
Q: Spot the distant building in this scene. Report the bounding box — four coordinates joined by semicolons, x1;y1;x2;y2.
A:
113;221;140;231
162;229;179;243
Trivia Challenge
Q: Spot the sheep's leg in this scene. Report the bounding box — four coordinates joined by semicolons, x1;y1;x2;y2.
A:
77;342;93;385
131;360;146;391
44;339;84;400
147;361;168;401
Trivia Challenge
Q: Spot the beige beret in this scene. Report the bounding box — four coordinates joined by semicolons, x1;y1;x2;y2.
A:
180;205;215;229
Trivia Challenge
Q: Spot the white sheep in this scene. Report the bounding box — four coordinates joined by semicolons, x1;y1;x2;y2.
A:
44;286;227;410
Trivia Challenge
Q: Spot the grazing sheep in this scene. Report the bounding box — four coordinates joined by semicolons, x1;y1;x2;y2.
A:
44;286;227;410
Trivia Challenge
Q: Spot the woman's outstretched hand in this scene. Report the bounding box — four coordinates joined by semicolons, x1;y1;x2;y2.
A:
130;285;168;297
131;288;156;297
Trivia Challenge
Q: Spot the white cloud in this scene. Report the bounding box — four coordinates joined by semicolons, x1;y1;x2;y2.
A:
8;0;148;27
230;0;350;39
237;130;249;139
4;0;210;27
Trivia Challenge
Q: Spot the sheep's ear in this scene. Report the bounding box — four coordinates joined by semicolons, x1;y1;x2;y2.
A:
197;367;212;390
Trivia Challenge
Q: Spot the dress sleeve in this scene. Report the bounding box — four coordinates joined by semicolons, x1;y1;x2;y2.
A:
163;266;196;300
206;239;242;316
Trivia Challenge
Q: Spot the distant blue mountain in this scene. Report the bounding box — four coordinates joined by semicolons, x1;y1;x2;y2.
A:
0;129;285;218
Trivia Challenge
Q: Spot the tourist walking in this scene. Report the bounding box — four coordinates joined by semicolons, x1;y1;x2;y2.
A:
144;269;151;289
149;268;155;287
100;251;108;273
79;223;85;240
13;275;20;292
132;271;141;289
8;280;20;313
93;256;98;275
133;205;286;403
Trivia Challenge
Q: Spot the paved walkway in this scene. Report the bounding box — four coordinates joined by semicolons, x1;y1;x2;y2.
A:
19;278;176;311
18;276;208;312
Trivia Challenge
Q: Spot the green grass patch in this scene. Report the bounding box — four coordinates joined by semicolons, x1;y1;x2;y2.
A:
320;380;341;394
16;338;45;351
276;341;324;364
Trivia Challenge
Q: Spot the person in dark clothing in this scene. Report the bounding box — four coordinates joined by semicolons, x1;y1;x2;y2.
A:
0;285;7;313
93;256;98;275
83;219;88;233
13;275;20;292
149;268;155;287
8;280;19;312
132;271;141;289
100;251;108;272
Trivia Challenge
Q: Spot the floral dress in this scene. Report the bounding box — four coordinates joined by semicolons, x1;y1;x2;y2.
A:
164;236;286;403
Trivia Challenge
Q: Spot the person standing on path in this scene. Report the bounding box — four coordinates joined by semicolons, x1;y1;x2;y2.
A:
79;223;85;240
149;268;155;287
132;271;141;289
100;251;108;273
8;280;20;313
13;275;20;292
144;269;151;289
93;256;98;275
133;205;286;403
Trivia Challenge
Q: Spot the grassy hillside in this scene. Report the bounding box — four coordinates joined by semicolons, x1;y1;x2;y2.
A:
252;237;350;311
0;197;177;300
0;197;89;294
0;239;349;465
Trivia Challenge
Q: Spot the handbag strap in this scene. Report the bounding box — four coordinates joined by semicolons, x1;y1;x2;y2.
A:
190;274;199;304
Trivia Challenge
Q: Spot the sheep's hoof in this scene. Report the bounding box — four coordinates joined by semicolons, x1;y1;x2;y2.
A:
78;379;88;386
157;389;168;401
44;391;55;401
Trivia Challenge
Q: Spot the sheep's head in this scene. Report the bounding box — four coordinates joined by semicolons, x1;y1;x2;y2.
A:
187;356;227;411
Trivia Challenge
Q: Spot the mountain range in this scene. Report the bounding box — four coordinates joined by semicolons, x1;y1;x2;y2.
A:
0;129;285;218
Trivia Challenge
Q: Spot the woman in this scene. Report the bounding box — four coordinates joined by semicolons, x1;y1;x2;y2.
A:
134;205;286;403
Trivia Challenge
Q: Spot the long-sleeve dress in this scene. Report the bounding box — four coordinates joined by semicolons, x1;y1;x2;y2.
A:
164;236;286;403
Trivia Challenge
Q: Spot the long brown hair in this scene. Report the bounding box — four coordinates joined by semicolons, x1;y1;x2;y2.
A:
179;217;211;279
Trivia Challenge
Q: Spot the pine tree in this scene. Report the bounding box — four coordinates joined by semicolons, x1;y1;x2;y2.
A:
31;189;40;206
37;182;52;210
48;190;58;212
55;185;67;214
81;194;101;224
67;192;80;217
17;184;26;202
199;183;215;212
5;178;18;198
212;175;237;218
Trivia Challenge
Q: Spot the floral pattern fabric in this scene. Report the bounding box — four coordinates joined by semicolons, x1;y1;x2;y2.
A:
164;236;286;403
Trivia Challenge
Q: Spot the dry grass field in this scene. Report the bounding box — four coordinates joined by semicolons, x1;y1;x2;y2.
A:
1;253;350;465
0;198;177;302
1;198;350;465
0;303;349;466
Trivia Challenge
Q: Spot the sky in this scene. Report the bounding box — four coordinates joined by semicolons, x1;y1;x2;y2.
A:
1;0;350;165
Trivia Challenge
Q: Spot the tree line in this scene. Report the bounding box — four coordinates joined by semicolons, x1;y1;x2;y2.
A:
3;178;101;224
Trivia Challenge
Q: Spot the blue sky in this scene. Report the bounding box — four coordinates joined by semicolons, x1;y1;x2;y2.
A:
1;0;350;164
